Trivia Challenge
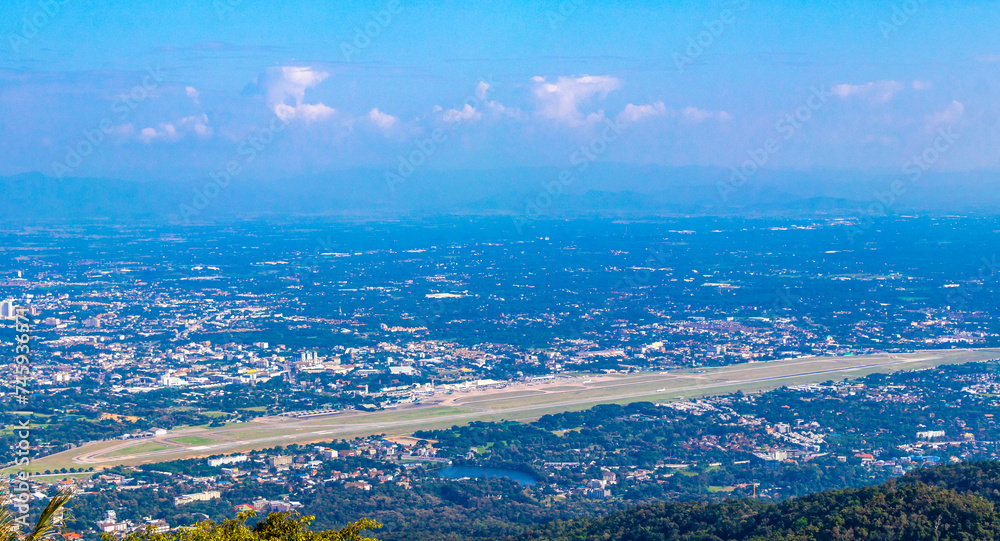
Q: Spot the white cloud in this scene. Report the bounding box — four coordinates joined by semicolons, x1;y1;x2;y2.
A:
531;74;621;125
618;101;671;123
681;106;731;123
442;104;482;123
275;102;336;124
185;86;200;105
178;114;212;137
476;81;490;101
912;80;932;91
140;123;177;143
139;114;212;143
435;80;521;124
926;100;964;130
260;66;328;107
831;80;905;103
257;66;336;123
475;80;511;115
367;107;399;131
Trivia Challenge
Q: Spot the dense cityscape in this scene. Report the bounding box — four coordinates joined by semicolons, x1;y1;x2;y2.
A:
1;216;999;538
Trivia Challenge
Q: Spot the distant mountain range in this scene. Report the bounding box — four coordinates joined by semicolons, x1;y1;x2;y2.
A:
3;166;1000;224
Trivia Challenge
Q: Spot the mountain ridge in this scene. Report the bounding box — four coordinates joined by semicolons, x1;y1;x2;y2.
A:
3;166;1000;224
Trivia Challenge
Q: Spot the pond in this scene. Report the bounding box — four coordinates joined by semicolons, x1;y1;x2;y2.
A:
437;465;537;485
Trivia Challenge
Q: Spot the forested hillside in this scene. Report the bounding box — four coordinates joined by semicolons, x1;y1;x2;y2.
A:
520;462;1000;541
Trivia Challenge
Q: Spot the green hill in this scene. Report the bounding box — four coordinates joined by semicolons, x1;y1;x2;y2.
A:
521;462;1000;541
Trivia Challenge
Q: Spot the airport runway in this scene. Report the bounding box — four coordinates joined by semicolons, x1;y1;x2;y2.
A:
26;348;1000;471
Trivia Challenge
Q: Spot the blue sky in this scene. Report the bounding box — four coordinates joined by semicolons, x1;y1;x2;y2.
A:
1;0;998;181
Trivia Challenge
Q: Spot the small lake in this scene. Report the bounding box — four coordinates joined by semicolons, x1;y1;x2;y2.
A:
437;465;536;485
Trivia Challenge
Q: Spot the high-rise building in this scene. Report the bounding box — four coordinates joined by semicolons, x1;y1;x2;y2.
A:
0;300;15;319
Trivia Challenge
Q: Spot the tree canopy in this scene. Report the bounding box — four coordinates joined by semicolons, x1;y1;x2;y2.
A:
116;512;380;541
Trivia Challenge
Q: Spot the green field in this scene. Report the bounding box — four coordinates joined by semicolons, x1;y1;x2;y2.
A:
1;423;48;435
106;442;172;457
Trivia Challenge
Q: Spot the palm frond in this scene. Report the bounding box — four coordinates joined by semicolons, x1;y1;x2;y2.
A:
24;489;73;541
0;502;19;541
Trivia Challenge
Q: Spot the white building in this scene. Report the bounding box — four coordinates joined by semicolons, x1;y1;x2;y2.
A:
96;510;130;533
0;300;16;320
160;371;188;387
174;490;221;506
144;519;170;534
